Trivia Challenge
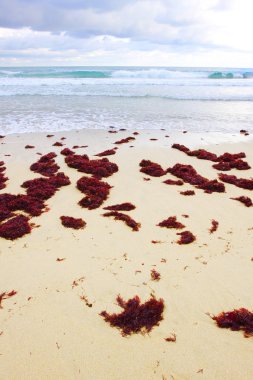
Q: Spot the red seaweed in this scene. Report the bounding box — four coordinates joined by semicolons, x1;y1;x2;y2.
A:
219;173;253;190
213;159;250;171
60;216;86;229
231;196;252;207
30;152;59;177
212;308;253;337
209;219;219;233
180;190;195;196
172;143;250;171
176;231;196;244
140;159;167;177
65;153;118;178
0;215;32;240
172;143;190;153
164;333;177;342
103;211;140;231
60;147;74;156
103;202;136;211
114;137;135;144
100;295;164;336
52;142;64;147
168;163;225;193
95;149;116;157
77;176;111;210
163;179;184;186
0;163;8;190
0;290;17;308
151;269;161;281
158;216;185;229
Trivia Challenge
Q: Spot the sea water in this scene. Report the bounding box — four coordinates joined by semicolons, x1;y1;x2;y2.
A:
0;66;253;135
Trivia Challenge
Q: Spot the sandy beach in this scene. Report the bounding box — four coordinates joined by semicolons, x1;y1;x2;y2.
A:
1;128;253;380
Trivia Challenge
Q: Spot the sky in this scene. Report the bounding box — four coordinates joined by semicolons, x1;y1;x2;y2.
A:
0;0;252;67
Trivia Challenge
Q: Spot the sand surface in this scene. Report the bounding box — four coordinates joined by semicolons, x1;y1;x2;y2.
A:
1;128;253;380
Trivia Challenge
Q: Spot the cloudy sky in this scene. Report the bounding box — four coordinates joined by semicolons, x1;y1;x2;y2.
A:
0;0;252;67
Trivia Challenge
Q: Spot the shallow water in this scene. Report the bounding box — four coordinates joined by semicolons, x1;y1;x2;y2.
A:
0;66;253;134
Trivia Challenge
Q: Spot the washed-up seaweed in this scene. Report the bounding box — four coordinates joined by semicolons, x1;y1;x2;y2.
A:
52;142;64;147
60;148;74;156
168;163;225;193
103;211;140;231
77;176;111;209
209;219;219;233
30;152;59;177
180;190;195;196
212;308;253;337
95;149;116;157
176;231;196;244
0;161;8;190
140;159;167;177
114;137;135;144
60;216;86;229
0;290;17;308
151;269;161;281
231;196;252;207
158;216;185;229
163;179;184;186
0;215;32;240
100;295;164;336
103;202;136;211
65;153;118;178
172;143;250;171
219;173;253;190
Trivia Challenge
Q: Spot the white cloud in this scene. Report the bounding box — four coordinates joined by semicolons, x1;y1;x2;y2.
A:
0;0;252;66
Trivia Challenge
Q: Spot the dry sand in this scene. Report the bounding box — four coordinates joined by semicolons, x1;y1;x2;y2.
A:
1;128;253;380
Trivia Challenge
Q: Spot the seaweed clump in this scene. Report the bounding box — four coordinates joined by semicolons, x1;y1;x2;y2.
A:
219;173;253;190
60;148;74;156
77;176;111;210
231;196;252;207
176;231;196;244
65;153;118;179
151;269;161;281
114;137;135;144
212;308;253;337
168;163;225;193
0;161;8;190
172;143;250;171
52;141;64;147
0;290;17;308
209;219;219;233
158;216;185;229
0;171;71;240
140;159;167;177
0;215;31;240
180;190;195;196
103;202;136;211
30;152;59;177
163;179;184;186
95;149;116;157
100;295;164;336
60;216;86;229
103;211;140;231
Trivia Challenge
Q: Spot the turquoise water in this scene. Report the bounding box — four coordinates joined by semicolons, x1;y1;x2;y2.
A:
0;66;253;79
0;66;253;134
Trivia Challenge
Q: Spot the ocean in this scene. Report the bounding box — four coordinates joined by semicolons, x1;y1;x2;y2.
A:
0;66;253;135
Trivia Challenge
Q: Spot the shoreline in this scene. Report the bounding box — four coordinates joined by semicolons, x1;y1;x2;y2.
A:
1;128;253;379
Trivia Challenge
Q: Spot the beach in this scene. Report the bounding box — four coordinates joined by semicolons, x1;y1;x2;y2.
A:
1;128;253;379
